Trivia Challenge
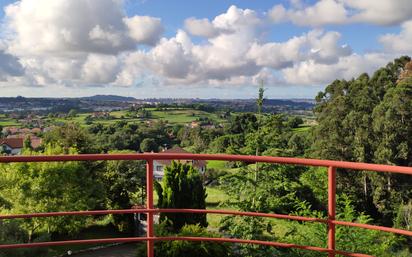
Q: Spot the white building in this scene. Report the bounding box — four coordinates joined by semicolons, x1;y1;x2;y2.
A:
153;147;207;180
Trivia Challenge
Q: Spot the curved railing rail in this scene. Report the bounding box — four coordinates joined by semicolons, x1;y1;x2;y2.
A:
0;153;412;257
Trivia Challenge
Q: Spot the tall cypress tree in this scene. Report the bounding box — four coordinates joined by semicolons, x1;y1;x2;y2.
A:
155;161;207;231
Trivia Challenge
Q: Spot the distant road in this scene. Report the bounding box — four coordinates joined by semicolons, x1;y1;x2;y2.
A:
70;244;136;257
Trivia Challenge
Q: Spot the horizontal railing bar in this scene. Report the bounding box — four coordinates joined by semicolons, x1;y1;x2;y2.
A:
0;153;411;174
333;220;412;237
0;236;373;257
3;208;412;237
0;208;327;223
158;209;327;222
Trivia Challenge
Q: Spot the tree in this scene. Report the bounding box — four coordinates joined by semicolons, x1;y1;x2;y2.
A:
370;75;412;221
140;138;158;152
281;196;410;257
311;56;412;224
0;220;49;257
103;155;146;232
0;145;105;239
219;164;318;257
254;81;265;192
68;109;78;117
23;135;32;150
286;116;304;128
228;113;257;134
373;76;412;166
155;161;207;231
43;123;97;153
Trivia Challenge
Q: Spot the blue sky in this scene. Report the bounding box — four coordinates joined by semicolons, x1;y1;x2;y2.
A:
0;0;411;99
126;0;399;53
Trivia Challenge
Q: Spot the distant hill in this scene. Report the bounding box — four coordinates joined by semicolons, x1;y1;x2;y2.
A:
80;95;136;102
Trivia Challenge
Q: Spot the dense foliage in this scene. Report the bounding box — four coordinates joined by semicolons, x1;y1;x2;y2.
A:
136;224;232;257
155;161;207;231
312;56;412;225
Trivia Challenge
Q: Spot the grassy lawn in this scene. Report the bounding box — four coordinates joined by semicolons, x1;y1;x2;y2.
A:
207;160;228;170
206;186;231;229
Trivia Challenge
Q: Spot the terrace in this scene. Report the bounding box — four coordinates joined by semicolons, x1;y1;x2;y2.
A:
0;153;411;257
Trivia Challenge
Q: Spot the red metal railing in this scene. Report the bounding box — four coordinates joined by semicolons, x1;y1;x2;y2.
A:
1;153;412;257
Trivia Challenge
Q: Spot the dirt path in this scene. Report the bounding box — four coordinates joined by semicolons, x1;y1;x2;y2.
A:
70;244;137;257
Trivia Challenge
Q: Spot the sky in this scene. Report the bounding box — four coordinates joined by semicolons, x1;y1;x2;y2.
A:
0;0;411;99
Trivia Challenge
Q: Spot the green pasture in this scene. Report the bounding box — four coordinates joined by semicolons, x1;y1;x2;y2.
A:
45;108;226;127
0;115;20;127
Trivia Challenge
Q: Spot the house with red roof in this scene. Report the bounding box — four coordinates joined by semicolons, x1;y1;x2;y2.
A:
0;137;42;155
153;146;207;180
0;138;24;155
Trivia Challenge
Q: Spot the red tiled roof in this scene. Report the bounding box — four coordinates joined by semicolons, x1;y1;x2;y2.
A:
30;137;42;149
0;138;23;149
31;128;42;133
0;137;42;149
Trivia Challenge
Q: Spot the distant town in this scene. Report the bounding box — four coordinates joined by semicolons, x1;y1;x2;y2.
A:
0;95;315;114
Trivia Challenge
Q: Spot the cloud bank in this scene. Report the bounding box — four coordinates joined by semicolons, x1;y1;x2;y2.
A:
0;0;409;95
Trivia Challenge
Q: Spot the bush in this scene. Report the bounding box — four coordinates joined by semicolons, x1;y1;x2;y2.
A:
0;221;49;257
136;224;232;257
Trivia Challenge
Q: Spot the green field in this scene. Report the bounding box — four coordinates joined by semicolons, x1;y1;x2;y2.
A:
149;109;225;124
292;124;311;133
44;108;227;127
0;119;20;127
0;114;20;127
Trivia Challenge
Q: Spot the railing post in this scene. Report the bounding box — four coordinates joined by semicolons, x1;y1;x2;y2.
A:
146;160;154;257
328;166;336;257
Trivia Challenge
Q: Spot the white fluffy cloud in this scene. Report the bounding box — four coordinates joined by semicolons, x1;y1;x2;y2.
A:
1;0;163;87
380;20;412;53
120;6;264;86
282;53;390;85
184;5;261;38
0;2;405;93
269;0;412;26
82;54;120;84
5;0;163;55
97;5;378;88
247;30;352;69
184;18;221;38
124;16;163;45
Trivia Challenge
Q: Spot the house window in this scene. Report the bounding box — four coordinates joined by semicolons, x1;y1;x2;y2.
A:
156;165;163;171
